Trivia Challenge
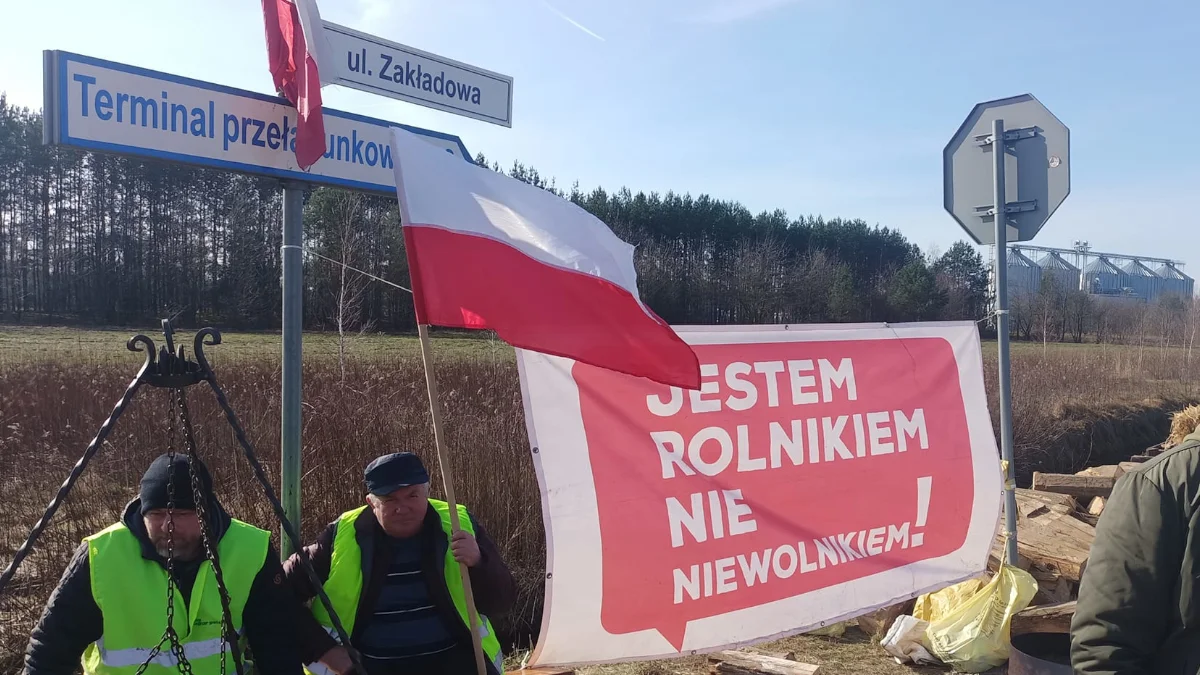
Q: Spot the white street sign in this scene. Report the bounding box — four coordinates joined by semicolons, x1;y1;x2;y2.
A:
943;94;1070;245
322;21;514;128
44;50;472;195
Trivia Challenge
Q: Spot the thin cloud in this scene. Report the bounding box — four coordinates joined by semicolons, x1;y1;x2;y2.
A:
541;1;606;42
688;0;805;24
356;0;423;27
357;0;392;25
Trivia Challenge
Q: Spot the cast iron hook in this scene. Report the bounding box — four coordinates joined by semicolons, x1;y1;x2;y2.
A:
194;328;222;379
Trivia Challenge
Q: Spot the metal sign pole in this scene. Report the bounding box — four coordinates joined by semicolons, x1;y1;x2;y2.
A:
944;94;1070;567
991;118;1019;565
281;181;305;558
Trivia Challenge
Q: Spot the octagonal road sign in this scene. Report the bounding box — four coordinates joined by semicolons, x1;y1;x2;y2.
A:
943;94;1070;245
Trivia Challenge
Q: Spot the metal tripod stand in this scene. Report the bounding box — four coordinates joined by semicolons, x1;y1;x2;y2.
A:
0;320;364;674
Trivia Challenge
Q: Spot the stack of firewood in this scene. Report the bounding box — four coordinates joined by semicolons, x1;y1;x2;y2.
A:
998;443;1167;637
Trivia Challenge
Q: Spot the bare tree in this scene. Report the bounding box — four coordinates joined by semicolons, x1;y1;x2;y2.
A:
791;250;840;321
726;236;788;324
1035;277;1067;357
1188;297;1200;376
1064;291;1092;344
325;193;372;384
1135;303;1152;369
1011;291;1036;340
1092;301;1108;344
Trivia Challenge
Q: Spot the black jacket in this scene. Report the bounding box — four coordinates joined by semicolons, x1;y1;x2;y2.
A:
24;497;305;675
283;503;517;674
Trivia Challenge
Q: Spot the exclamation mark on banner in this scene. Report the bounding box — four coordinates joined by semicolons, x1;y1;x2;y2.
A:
911;476;932;547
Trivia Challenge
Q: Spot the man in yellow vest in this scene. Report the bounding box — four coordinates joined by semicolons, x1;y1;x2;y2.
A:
23;453;306;675
284;452;516;675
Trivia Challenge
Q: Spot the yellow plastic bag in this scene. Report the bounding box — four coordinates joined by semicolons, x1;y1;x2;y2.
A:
923;565;1038;673
913;577;988;623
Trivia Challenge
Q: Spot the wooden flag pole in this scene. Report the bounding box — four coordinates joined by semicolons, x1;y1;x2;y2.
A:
417;323;490;675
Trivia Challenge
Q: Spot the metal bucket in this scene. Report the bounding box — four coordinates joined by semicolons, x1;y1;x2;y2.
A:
1009;632;1073;675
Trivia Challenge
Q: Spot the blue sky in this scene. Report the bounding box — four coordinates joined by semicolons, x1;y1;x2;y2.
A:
3;0;1198;269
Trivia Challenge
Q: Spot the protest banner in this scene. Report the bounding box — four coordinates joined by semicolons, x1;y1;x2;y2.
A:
515;322;1003;667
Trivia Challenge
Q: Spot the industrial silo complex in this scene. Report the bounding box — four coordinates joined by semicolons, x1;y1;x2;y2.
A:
1120;260;1163;301
1005;249;1043;298
1037;252;1082;293
1155;263;1196;299
998;244;1192;304
1082;257;1126;295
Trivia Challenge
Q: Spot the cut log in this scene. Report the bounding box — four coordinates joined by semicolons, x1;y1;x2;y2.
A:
1130;454;1154;463
1119;461;1143;472
709;651;820;675
747;649;798;662
1076;465;1124;480
1031;472;1117;499
856;599;916;638
1007;491;1095;582
1016;488;1077;518
1028;563;1064;587
1032;577;1074;605
991;491;1067;569
1011;601;1077;636
1077;513;1101;527
1088;496;1107;517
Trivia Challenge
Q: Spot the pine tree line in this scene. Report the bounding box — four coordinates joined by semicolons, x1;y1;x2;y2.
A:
0;95;989;332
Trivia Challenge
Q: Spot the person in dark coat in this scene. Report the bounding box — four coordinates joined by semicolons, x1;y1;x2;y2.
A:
1072;428;1200;673
284;452;517;675
24;453;305;675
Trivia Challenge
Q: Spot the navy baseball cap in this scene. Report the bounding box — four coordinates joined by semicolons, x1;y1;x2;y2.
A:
364;452;430;496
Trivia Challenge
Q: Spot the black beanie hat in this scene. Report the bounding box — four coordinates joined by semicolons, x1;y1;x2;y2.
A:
139;453;214;514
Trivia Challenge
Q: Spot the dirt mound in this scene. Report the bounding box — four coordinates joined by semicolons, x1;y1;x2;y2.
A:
1013;397;1198;486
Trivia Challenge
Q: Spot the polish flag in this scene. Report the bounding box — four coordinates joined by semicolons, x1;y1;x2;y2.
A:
261;0;330;170
389;128;701;390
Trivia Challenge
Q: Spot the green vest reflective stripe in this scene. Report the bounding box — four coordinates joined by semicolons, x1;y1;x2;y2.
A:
430;500;505;675
310;506;368;637
80;519;270;675
308;501;505;675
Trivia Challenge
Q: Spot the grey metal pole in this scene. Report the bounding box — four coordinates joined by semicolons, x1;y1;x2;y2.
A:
992;118;1019;565
281;182;305;559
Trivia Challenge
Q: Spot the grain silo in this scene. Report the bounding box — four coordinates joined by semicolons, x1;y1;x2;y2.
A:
1006;248;1042;298
1082;257;1124;294
1037;252;1080;293
1119;260;1162;302
1154;263;1195;299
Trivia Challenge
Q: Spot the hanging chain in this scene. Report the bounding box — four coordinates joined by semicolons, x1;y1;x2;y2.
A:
3;324;364;674
162;394;195;675
2;324;361;673
130;388;243;675
136;395;195;675
174;387;244;675
202;357;368;674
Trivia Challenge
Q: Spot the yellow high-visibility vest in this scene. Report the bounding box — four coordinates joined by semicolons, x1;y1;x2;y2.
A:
307;501;504;675
81;518;269;675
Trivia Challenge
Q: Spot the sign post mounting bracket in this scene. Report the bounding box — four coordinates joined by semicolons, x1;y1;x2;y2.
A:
974;126;1041;147
974;199;1039;220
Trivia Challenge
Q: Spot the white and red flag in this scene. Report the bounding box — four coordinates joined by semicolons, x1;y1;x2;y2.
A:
388;127;701;390
260;0;330;169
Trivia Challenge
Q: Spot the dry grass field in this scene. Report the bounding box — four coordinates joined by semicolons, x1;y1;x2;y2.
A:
3;324;1199;674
